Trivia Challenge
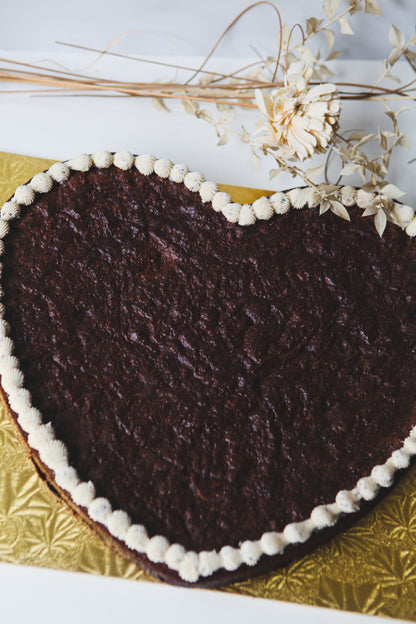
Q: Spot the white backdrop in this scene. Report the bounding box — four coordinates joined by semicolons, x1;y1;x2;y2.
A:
0;2;415;624
0;0;414;58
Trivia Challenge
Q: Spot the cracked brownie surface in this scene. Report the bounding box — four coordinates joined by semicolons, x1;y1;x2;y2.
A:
3;166;416;583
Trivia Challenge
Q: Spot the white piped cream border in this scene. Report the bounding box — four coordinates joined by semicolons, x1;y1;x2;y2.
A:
1;150;416;583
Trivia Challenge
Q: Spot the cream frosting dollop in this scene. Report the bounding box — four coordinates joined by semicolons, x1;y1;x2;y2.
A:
355;477;380;501
238;204;256;226
198;550;222;577
283;520;313;544
288;187;310;209
270;191;291;214
199;181;218;204
165;543;186;571
113;151;134;171
146;535;170;563
88;497;112;523
107;510;131;540
67;154;92;172
179;552;200;583
220;545;242;571
125;524;149;552
259;532;287;556
212;191;231;212
13;185;35;206
240;540;262;566
30;172;53;194
184;171;205;192
310;504;337;529
222;202;241;223
253;196;274;220
154;158;174;178
169;163;189;183
48;162;71;183
1;202;20;221
134;154;156;176
92;151;113;169
72;481;96;507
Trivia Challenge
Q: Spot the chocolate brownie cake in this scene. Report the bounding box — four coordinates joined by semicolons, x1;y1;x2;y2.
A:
1;150;416;587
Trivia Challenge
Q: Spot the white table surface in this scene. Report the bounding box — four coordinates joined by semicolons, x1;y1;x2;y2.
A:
0;561;407;624
1;2;415;622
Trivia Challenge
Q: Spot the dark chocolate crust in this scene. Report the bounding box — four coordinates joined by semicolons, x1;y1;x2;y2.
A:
2;166;416;586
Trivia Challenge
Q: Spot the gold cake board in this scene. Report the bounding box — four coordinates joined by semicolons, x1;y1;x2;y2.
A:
0;151;415;620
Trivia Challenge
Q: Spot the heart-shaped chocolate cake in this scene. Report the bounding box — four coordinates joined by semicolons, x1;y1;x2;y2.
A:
1;150;416;587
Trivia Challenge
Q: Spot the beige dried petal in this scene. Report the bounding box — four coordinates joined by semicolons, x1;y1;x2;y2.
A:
330;200;351;221
374;208;387;237
254;65;340;161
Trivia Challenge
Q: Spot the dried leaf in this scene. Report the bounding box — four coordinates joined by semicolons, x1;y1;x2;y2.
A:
278;22;291;50
197;109;212;122
374;208;387;236
330;200;351;221
182;99;199;115
337;145;351;162
405;49;416;61
340;163;361;176
269;168;281;180
241;127;250;143
362;205;379;217
217;132;229;146
319;200;331;215
250;147;261;170
152;97;169;113
339;16;354;35
355;133;374;148
348;0;363;15
199;74;215;87
305;163;326;179
318;63;334;77
383;153;391;169
381;183;405;199
398;134;410;148
361;181;377;192
377;163;388;179
397;106;411;116
365;0;382;15
388;48;400;66
219;109;236;125
297;45;316;64
378;129;389;151
319;184;339;194
347;130;368;141
389;24;405;49
323;0;340;19
358;166;366;182
326;49;341;61
324;29;335;51
384;72;402;84
306;17;324;35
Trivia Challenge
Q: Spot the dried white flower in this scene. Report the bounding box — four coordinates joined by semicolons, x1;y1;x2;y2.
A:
255;65;340;161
